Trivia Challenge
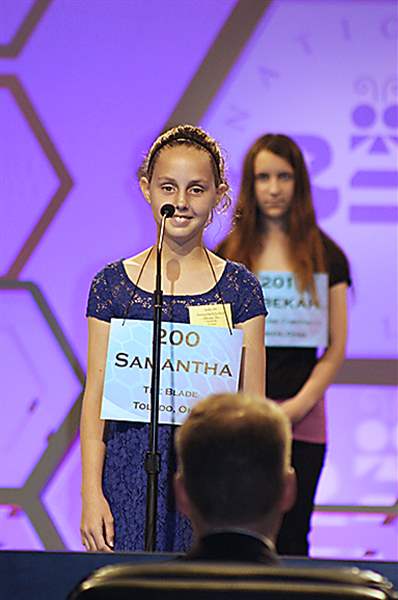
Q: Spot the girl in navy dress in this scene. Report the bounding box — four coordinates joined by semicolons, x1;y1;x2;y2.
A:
80;125;267;552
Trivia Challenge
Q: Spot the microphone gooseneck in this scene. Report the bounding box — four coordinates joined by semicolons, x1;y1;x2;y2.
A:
145;206;174;551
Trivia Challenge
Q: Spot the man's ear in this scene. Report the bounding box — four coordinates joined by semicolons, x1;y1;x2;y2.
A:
139;176;151;204
173;471;192;519
280;466;297;514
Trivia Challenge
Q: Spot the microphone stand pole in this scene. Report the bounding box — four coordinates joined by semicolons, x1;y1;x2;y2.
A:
144;212;168;551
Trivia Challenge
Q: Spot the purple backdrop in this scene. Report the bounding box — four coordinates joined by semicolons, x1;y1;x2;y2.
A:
1;0;397;558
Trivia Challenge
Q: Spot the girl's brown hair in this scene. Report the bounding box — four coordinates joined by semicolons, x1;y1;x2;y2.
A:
217;134;325;296
138;124;231;214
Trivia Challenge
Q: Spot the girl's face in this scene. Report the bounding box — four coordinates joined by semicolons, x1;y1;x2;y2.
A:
140;145;225;246
253;149;295;221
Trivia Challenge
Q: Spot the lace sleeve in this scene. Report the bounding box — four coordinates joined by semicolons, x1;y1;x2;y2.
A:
233;265;268;324
86;267;114;322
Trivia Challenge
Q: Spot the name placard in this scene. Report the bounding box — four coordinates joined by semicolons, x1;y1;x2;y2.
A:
101;319;243;425
258;271;329;347
188;303;232;328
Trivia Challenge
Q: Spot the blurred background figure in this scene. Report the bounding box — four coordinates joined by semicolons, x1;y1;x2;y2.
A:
217;134;351;556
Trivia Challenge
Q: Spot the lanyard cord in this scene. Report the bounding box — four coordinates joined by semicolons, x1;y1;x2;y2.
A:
203;247;233;335
122;247;154;325
122;245;233;335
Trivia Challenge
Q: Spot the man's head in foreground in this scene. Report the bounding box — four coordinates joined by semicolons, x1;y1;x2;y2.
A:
174;392;296;542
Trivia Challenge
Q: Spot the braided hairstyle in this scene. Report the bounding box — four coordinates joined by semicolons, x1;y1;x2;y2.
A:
138;124;231;214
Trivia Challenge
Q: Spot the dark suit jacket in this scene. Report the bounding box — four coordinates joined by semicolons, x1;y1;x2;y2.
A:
184;531;279;565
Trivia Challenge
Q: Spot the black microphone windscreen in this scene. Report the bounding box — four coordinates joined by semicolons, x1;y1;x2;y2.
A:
160;203;175;218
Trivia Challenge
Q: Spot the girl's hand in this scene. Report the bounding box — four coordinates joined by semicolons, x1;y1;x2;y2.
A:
80;492;114;552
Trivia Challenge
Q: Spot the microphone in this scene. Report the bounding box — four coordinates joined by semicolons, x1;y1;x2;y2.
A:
160;203;175;218
158;204;175;254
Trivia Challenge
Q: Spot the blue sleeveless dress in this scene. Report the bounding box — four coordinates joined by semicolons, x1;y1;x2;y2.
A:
86;258;267;551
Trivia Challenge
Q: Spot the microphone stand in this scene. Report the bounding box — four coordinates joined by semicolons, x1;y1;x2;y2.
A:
144;204;174;551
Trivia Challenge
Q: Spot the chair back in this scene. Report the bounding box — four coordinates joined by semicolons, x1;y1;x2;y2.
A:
68;561;397;599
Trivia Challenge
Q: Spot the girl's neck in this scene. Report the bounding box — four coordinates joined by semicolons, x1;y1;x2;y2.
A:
254;218;293;272
161;237;206;263
262;218;289;242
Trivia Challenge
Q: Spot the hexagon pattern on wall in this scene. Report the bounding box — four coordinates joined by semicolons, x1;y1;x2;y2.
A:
0;0;53;58
0;281;84;549
0;505;43;550
0;75;73;278
0;285;82;488
0;0;270;551
0;0;397;556
42;437;83;551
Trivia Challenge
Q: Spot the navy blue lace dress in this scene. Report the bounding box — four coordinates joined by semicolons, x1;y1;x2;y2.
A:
86;258;267;552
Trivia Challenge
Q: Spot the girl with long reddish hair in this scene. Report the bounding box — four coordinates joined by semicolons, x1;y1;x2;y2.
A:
217;134;351;556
